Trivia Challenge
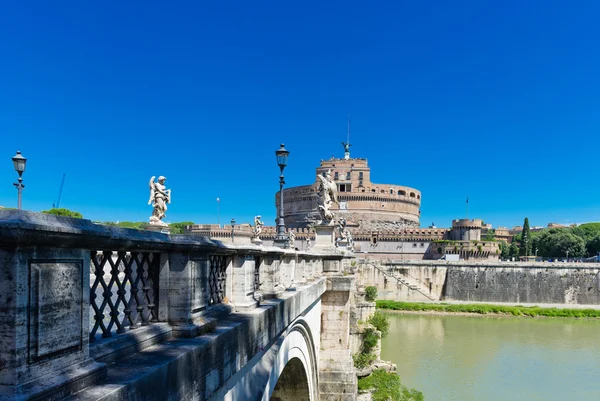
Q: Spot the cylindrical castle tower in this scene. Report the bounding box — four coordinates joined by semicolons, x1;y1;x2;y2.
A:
450;219;483;241
277;155;421;230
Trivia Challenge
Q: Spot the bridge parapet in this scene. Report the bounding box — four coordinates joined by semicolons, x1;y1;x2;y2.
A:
0;209;350;401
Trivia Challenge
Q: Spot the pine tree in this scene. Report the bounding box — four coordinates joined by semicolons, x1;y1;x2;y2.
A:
520;217;531;257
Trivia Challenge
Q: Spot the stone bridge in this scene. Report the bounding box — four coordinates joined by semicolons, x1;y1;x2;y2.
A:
0;210;357;401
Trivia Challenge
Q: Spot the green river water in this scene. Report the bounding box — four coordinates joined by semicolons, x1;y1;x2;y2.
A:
380;313;600;401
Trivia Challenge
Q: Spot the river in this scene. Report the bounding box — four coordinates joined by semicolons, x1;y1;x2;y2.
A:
380;313;600;401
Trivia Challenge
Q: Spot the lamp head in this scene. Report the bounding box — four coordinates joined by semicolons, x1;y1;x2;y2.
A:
275;144;289;170
12;151;26;177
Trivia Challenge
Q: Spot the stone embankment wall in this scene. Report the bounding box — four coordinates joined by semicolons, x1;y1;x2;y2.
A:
357;260;600;305
356;261;446;301
444;264;600;304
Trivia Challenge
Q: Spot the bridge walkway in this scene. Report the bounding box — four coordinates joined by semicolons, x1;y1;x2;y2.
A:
63;278;326;401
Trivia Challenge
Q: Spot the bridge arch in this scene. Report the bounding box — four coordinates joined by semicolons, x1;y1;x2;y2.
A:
263;318;319;401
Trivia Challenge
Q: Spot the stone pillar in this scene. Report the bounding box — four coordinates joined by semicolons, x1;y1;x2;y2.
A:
315;258;324;276
260;255;284;297
280;255;296;290
0;247;106;400
319;275;357;401
166;252;211;337
231;254;259;311
296;257;307;284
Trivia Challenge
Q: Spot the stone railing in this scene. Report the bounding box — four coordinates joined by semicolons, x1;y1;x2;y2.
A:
0;209;347;401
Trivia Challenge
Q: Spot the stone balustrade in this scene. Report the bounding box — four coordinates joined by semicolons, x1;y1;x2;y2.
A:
0;209;348;401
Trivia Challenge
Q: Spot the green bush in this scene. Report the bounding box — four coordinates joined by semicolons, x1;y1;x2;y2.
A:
368;311;390;337
362;327;379;353
353;352;376;369
365;286;378;301
358;369;424;401
168;221;194;234
41;208;83;218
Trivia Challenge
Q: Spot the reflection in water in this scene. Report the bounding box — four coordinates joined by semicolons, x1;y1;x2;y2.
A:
381;313;600;401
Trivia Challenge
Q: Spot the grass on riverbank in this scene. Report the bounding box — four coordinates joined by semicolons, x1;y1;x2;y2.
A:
358;369;424;401
376;300;600;318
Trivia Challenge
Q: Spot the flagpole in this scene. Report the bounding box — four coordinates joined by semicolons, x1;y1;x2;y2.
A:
466;197;469;219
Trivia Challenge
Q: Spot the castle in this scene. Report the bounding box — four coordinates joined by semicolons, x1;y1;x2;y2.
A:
187;144;500;261
275;145;500;261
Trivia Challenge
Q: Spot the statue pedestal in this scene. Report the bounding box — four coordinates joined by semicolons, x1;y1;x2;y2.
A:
313;224;336;252
146;224;171;234
336;239;355;253
336;239;349;248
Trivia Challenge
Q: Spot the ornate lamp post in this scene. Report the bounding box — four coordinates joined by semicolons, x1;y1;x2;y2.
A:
12;151;27;210
274;144;290;248
231;218;236;243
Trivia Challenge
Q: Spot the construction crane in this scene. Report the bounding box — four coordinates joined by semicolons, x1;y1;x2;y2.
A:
52;173;66;208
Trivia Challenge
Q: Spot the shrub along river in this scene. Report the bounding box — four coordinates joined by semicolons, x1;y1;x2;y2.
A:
381;313;600;401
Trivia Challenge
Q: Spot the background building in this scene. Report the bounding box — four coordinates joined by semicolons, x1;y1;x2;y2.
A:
277;151;421;231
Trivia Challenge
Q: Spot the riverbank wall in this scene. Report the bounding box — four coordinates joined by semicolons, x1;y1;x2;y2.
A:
357;260;600;305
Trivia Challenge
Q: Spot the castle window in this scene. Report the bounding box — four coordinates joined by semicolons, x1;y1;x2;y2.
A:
322;172;326;177
413;243;417;248
334;172;339;180
361;189;365;192
417;195;421;200
410;192;416;198
359;172;363;179
359;180;363;187
372;189;376;193
420;243;425;247
339;184;352;192
390;189;394;194
346;172;351;180
380;190;385;194
398;190;406;196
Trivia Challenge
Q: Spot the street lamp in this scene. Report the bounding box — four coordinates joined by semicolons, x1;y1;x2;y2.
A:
12;151;27;210
231;218;236;243
274;144;290;248
566;250;569;261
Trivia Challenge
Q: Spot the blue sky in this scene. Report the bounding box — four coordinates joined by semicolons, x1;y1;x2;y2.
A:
1;1;599;229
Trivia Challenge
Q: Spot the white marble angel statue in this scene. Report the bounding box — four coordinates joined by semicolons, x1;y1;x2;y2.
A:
287;229;296;248
336;217;354;251
148;176;171;226
252;215;264;240
316;170;338;224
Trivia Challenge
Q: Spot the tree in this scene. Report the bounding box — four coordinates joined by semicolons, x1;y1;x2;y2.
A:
586;233;600;258
169;222;195;234
572;223;600;242
534;228;586;258
520;217;531;257
101;221;148;230
500;241;510;260
483;229;496;241
509;242;520;260
42;208;83;218
100;221;194;233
